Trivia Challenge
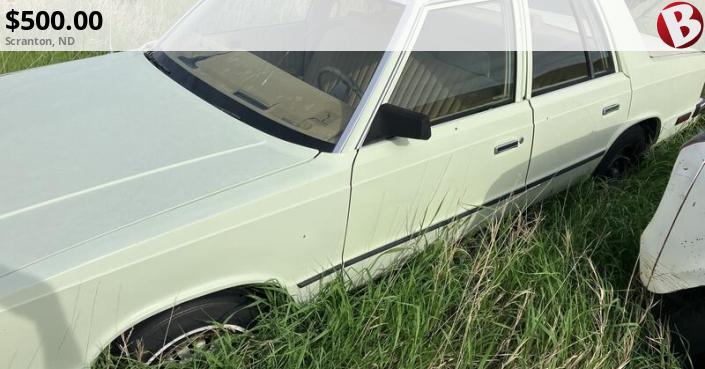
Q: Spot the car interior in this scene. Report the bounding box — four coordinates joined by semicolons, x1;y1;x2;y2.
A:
171;50;514;144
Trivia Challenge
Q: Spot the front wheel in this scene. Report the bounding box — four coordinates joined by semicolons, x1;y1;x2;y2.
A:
594;125;648;179
113;291;258;365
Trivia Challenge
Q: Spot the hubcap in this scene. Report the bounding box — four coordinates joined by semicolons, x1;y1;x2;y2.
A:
608;154;631;178
606;144;641;179
146;324;246;365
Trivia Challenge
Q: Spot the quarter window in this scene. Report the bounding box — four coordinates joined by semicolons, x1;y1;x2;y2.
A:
529;0;615;95
388;0;516;123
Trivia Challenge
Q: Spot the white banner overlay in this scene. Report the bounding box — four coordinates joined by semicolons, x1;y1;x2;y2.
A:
1;0;197;51
0;0;704;52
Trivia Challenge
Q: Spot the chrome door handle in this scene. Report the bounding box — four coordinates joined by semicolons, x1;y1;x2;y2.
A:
495;138;523;155
603;104;620;116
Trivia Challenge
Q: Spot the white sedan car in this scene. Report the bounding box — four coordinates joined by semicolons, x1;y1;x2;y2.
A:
1;0;705;368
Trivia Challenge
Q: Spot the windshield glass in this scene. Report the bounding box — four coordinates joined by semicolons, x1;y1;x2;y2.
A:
151;51;385;150
158;0;406;52
151;0;405;150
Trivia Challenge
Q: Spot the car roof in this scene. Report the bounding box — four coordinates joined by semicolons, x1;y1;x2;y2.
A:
388;0;457;7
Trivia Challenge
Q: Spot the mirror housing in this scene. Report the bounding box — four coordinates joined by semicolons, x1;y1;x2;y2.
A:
365;104;432;145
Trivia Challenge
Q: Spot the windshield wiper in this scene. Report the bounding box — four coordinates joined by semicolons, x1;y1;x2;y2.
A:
145;51;171;75
177;52;230;69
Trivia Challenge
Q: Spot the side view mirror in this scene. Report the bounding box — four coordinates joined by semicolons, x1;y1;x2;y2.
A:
365;104;432;145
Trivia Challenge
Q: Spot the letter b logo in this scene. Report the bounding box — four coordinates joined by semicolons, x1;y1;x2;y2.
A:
658;2;704;49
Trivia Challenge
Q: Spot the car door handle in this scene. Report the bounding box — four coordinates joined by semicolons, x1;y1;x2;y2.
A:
602;104;620;116
495;138;523;155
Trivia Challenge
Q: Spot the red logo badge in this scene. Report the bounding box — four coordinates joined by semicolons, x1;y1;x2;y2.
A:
657;2;703;49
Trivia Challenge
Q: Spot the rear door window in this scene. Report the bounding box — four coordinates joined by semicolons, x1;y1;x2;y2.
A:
529;0;615;96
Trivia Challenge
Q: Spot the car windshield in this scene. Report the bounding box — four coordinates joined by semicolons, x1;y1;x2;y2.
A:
150;51;385;151
150;0;405;151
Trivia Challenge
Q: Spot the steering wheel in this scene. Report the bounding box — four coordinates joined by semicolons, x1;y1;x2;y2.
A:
316;66;363;101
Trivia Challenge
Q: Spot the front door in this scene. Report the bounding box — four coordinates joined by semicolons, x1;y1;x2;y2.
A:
343;0;533;276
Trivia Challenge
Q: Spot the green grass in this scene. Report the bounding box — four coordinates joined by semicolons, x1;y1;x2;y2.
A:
3;52;704;369
0;52;104;74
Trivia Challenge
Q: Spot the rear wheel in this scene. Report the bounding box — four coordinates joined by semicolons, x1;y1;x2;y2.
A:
113;291;258;365
594;125;648;179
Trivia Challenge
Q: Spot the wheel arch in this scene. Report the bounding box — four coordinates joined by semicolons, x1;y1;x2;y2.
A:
105;281;285;355
604;116;662;155
636;117;662;145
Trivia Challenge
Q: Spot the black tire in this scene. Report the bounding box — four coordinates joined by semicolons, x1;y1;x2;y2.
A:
594;125;648;179
659;288;705;368
113;290;258;365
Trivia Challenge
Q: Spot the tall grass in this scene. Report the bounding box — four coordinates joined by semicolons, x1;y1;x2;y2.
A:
2;52;702;369
0;52;104;74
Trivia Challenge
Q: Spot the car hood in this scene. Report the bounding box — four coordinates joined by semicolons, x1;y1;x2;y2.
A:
0;52;318;278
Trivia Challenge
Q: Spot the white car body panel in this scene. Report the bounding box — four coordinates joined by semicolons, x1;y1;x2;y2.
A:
527;73;632;186
0;53;350;369
622;52;705;141
641;132;705;294
1;1;705;368
0;52;319;278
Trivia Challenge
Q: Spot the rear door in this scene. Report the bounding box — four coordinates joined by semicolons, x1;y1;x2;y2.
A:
342;0;533;276
525;0;631;191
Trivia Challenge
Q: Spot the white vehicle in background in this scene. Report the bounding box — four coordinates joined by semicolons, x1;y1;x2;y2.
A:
1;0;705;368
641;125;705;359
